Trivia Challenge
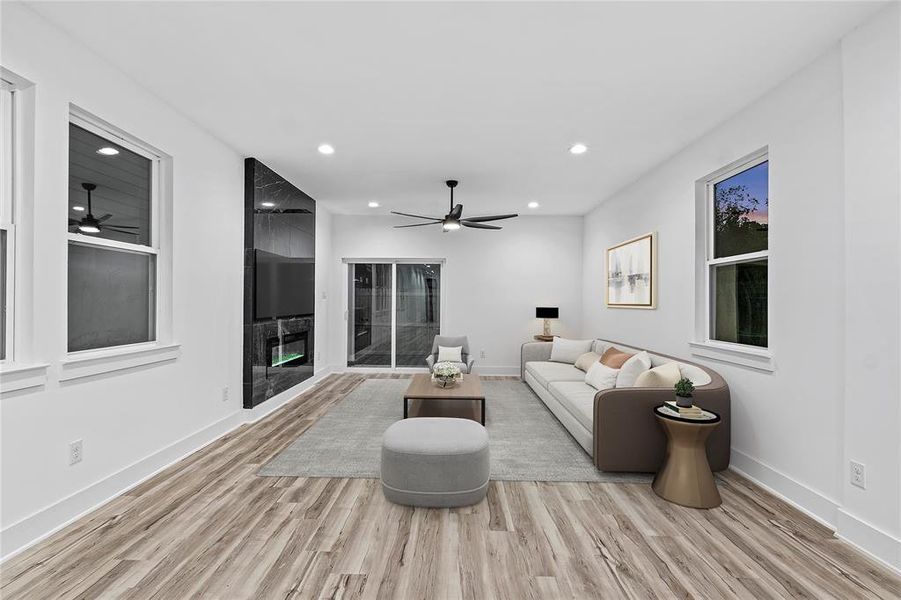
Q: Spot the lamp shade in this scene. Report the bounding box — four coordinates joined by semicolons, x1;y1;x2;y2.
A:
535;306;559;319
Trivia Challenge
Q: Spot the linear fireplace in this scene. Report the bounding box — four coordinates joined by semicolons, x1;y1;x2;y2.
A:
266;330;308;376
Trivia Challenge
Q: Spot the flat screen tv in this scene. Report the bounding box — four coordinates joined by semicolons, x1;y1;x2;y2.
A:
254;250;315;320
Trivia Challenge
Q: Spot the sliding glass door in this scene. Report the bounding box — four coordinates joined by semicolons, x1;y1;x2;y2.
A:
347;261;441;369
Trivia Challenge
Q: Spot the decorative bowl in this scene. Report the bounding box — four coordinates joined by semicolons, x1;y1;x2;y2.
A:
432;361;463;388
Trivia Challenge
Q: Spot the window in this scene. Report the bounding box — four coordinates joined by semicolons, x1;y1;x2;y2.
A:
0;81;15;362
705;152;769;349
67;114;160;353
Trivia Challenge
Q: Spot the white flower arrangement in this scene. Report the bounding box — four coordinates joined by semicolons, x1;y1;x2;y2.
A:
432;361;463;387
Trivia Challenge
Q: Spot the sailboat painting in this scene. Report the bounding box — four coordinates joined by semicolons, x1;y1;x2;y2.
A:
605;232;656;308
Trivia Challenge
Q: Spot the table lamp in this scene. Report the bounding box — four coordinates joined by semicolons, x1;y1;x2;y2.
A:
535;307;559;338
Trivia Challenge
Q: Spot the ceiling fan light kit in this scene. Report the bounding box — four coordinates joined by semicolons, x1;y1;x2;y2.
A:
391;179;518;232
69;182;141;237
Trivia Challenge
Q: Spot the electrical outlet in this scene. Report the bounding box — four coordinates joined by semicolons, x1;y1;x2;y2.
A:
315;351;321;362
222;386;229;402
69;440;83;465
480;350;486;359
850;460;866;489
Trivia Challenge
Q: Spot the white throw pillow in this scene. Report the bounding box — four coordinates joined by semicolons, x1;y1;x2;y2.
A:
549;337;594;364
585;361;619;391
615;351;652;388
437;345;463;363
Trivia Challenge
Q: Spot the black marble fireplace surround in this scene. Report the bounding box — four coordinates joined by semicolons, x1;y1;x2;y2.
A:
243;158;316;409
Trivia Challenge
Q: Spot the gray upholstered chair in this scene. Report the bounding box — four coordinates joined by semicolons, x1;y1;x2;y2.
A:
425;335;475;373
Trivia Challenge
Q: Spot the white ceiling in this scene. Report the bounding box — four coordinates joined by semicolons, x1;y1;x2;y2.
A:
29;1;883;216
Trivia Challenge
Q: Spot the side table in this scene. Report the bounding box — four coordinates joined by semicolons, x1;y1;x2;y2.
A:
652;405;722;508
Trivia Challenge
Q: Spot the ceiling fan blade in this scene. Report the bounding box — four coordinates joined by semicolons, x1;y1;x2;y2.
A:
104;227;140;235
394;222;442;228
461;214;519;223
462;221;502;230
450;204;463;220
104;224;140;229
97;214;114;223
390;211;442;221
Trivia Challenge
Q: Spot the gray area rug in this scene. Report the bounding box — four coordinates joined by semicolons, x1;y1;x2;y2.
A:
259;378;650;483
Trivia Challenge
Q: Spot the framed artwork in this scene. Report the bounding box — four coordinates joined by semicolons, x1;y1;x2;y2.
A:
605;232;656;309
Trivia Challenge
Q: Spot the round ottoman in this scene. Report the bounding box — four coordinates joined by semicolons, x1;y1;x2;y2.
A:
380;417;490;508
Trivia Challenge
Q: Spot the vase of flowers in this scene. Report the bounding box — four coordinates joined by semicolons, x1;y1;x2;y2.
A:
432;361;463;388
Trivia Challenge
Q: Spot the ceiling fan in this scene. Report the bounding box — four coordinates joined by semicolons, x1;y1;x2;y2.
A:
391;180;518;232
69;182;140;236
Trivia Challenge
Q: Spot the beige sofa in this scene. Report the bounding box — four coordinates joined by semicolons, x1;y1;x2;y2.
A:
521;338;730;472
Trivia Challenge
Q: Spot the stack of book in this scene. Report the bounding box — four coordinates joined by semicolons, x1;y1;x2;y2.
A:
664;400;704;417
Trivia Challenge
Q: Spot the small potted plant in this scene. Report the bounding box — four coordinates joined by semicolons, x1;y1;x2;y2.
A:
674;377;695;408
432;361;463;388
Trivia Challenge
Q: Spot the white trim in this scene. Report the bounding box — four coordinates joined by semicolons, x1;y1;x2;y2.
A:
729;450;839;528
835;510;901;573
689;340;776;372
60;342;180;382
0;408;246;562
0;365;339;562
66;233;157;255
0;363;49;394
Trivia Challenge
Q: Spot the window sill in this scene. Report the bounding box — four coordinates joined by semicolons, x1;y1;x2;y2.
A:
0;363;50;394
688;340;775;373
60;343;180;382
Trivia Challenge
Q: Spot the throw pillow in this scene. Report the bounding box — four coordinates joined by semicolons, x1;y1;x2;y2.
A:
549;337;594;364
574;351;601;372
585;361;619;391
437;345;463;363
634;361;682;388
615;351;652;387
600;346;634;369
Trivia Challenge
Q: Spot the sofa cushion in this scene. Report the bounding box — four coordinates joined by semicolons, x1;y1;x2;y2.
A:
550;337;594;364
548;381;597;432
525;361;585;389
634;361;681;387
574;351;601;372
600;346;634;369
616;351;652;388
585;361;619;391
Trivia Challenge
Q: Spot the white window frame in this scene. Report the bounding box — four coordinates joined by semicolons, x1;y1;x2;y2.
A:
342;258;446;371
0;80;15;365
691;147;774;372
62;108;178;376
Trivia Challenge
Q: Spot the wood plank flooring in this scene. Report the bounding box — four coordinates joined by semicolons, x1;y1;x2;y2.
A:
2;373;899;599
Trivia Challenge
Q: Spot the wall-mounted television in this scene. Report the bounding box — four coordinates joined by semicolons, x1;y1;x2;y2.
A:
254;250;315;320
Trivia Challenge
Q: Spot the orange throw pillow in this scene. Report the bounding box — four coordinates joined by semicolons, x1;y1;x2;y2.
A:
600;346;634;369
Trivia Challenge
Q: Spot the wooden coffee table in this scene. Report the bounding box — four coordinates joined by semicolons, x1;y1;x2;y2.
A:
403;374;486;425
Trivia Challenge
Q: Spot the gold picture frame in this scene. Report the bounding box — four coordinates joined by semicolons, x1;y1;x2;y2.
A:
605;232;656;309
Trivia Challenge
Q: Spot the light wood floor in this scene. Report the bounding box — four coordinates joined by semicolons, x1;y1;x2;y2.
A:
2;373;899;599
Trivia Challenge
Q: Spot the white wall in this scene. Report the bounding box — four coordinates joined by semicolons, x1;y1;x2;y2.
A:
839;5;901;567
314;205;332;373
0;4;246;557
327;215;583;373
580;4;900;569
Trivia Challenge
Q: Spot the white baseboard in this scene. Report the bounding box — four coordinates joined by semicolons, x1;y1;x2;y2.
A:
473;365;520;376
730;449;901;575
0;409;245;562
836;509;901;573
729;449;839;529
0;366;338;563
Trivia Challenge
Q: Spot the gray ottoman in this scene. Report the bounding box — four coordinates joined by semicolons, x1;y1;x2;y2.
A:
381;417;490;508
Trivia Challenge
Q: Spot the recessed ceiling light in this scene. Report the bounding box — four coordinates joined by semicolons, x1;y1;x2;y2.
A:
97;147;119;156
72;205;85;212
368;201;380;208
261;201;275;208
528;201;539;209
569;143;588;155
317;144;335;155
